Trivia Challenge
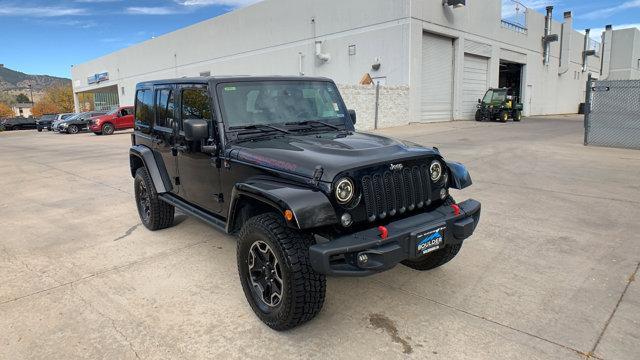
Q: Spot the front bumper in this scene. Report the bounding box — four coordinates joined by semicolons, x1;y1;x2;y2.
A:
309;199;481;276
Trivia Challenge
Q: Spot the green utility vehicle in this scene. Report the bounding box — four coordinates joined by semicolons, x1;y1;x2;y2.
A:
475;88;523;122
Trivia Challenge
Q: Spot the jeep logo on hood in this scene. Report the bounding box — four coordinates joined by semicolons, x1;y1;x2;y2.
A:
389;163;404;171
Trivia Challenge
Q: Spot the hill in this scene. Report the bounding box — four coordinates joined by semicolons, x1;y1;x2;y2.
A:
0;65;71;92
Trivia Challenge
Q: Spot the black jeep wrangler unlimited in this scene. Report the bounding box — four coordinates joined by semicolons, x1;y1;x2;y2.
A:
129;76;481;330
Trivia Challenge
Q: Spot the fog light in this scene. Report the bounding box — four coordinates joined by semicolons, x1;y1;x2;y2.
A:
341;213;353;227
440;188;448;200
357;253;369;266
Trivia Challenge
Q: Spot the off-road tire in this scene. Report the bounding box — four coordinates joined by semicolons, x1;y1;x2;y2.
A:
514;110;522;122
401;244;462;271
103;123;115;135
68;125;79;134
134;167;174;231
237;213;326;331
500;110;509;122
475;110;482;122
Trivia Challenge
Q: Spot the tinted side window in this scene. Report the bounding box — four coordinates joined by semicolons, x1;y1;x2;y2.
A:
182;88;211;122
155;89;174;129
135;89;154;129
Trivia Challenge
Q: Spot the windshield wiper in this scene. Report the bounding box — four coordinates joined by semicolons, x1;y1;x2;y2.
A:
285;120;342;131
229;124;291;134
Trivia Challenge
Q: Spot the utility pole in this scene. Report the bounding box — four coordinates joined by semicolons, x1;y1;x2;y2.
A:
28;84;34;104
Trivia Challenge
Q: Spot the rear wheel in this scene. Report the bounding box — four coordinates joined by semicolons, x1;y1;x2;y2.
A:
514;110;522;122
37;127;43;132
102;123;115;135
134;167;174;231
67;124;79;134
500;110;509;122
237;213;326;330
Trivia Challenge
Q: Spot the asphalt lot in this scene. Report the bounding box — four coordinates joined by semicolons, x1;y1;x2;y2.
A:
1;116;639;360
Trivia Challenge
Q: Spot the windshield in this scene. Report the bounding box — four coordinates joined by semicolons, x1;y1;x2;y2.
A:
218;81;348;129
482;90;493;103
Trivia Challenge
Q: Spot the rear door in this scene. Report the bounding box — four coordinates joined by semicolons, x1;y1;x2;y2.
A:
175;85;222;213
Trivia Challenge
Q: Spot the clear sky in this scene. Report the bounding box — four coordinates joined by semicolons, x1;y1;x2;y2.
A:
1;0;638;78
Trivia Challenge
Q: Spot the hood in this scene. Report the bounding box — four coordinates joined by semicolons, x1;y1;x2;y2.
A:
228;131;439;182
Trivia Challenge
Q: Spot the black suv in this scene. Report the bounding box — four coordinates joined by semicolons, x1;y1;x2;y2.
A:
129;76;481;330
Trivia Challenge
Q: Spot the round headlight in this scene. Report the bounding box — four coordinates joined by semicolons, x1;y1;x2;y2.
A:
335;178;354;204
430;161;443;182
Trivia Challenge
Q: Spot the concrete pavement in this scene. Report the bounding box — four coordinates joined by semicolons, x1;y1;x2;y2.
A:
0;116;638;359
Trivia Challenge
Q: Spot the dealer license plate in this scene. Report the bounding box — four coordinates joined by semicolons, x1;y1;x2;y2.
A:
415;226;446;255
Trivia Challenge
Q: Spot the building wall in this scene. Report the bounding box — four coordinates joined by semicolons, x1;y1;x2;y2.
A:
72;0;411;108
72;0;605;128
407;0;601;122
606;28;640;80
339;84;410;131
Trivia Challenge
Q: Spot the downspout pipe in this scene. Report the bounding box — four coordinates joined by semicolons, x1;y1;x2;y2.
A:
543;6;553;66
582;29;590;72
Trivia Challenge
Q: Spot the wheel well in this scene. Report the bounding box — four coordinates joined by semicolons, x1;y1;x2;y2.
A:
129;155;144;178
229;196;281;234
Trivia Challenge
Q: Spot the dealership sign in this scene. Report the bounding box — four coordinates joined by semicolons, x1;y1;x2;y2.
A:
87;72;109;85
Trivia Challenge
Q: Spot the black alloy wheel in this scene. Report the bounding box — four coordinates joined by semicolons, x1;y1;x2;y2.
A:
248;240;284;310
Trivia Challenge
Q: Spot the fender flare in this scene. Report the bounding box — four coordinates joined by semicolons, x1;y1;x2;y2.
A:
227;178;338;231
129;145;173;194
446;161;473;190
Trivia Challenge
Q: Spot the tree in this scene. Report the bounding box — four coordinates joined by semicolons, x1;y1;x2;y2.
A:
0;92;16;106
16;93;31;103
31;85;74;117
0;102;13;119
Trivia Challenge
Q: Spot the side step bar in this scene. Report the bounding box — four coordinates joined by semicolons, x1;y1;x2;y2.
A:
158;194;227;233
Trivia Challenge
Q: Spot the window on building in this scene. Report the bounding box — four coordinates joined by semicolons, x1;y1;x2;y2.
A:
181;88;212;124
135;89;154;129
155;89;175;129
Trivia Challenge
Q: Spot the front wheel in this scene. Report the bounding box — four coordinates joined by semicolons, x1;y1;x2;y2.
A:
134;167;174;230
500;110;509;123
67;125;79;134
401;244;462;271
475;109;483;122
102;123;115;135
237;213;326;331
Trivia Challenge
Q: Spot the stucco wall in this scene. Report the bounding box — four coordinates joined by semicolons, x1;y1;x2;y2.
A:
339;84;410;131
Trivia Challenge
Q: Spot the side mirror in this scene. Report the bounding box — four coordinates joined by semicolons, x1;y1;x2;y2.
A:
183;119;209;142
477;99;481;104
348;109;357;124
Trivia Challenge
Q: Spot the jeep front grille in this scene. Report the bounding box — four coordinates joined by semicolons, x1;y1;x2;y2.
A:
361;165;432;221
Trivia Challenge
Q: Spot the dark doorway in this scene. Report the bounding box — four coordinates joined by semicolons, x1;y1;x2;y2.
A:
499;61;523;101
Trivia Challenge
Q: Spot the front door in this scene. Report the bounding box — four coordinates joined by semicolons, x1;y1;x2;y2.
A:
116;108;135;129
152;86;180;195
175;85;222;214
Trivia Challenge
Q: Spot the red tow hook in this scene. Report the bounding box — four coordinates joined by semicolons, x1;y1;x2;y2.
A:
378;226;389;240
451;204;461;216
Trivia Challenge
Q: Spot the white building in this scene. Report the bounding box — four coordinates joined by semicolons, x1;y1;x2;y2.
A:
71;0;633;129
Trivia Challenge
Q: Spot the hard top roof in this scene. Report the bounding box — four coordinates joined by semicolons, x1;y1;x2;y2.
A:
136;75;334;88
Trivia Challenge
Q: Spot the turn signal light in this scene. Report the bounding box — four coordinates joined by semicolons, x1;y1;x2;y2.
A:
284;210;294;221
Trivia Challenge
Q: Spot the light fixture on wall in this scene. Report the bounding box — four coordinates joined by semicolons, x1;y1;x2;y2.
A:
371;57;381;71
443;0;465;8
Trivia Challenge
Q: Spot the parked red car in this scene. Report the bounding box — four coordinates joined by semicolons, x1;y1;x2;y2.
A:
89;106;134;135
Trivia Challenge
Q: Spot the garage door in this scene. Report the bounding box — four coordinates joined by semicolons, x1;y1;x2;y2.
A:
461;54;489;119
421;33;454;122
